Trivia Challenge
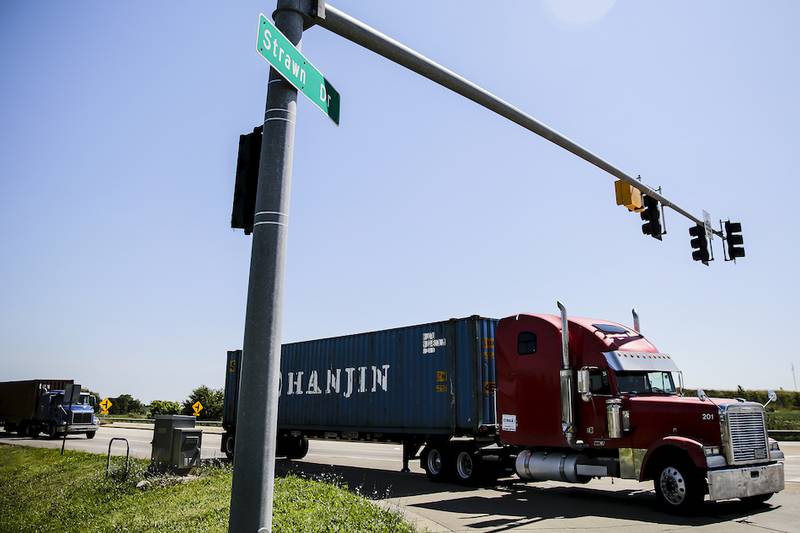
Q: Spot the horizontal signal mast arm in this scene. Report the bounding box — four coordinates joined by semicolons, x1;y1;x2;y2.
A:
314;3;722;237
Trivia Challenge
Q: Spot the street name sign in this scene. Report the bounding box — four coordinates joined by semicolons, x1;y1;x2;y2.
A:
256;13;340;125
192;401;204;416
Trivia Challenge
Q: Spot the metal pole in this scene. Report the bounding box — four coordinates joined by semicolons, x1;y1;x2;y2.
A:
229;2;309;531
316;3;722;237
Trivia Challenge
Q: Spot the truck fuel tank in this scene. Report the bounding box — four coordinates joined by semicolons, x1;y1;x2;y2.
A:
515;450;606;483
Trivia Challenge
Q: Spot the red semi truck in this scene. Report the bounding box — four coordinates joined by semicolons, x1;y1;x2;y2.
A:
223;304;785;513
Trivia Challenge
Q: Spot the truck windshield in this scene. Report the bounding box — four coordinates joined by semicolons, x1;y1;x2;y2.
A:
78;393;94;406
615;371;677;395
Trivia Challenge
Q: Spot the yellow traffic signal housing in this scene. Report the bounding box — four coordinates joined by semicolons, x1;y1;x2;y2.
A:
615;180;644;212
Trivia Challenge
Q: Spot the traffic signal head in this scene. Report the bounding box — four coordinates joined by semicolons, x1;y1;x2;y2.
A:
688;223;711;265
640;195;663;240
231;126;263;234
615;180;644;212
725;221;745;260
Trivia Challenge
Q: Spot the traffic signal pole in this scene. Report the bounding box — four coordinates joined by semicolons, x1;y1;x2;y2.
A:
229;1;308;532
314;3;722;237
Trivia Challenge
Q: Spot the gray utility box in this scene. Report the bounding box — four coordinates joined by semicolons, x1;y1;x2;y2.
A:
151;415;202;474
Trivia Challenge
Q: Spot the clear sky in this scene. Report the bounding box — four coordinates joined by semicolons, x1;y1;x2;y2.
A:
2;1;798;402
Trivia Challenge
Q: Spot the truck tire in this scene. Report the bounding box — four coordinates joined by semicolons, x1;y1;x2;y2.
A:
29;424;41;439
286;436;309;460
86;431;96;439
653;458;705;514
47;423;59;439
224;435;235;460
453;447;482;485
421;444;450;482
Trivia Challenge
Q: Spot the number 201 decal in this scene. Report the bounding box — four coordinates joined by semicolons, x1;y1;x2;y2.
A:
702;413;715;421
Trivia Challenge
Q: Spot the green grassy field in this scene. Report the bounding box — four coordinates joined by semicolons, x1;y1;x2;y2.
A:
0;445;413;532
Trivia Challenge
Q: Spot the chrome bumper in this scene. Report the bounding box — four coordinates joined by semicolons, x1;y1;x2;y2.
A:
707;462;784;501
65;424;98;433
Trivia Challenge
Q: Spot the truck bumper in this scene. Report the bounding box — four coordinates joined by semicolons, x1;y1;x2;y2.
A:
707;462;784;501
66;424;98;434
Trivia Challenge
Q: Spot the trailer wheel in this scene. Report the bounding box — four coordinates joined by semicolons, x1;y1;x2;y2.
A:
86;431;96;440
224;435;235;460
286;436;309;460
29;424;41;439
421;444;450;482
653;458;705;514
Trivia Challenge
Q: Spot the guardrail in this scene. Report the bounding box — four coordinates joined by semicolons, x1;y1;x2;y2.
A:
768;429;800;439
99;416;222;426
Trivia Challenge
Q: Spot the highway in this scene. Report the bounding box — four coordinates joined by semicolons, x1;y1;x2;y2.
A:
1;425;799;532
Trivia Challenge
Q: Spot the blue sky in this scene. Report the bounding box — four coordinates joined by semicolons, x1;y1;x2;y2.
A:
2;1;798;402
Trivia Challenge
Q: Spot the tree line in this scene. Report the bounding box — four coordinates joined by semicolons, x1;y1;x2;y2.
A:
94;385;224;421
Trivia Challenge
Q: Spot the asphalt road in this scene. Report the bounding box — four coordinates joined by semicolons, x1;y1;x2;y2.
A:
1;425;799;532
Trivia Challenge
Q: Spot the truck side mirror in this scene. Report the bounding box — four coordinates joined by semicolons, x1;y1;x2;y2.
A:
697;389;707;402
764;389;777;408
577;368;591;401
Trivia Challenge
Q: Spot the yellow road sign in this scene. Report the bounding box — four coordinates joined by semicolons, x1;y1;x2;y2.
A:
99;398;112;411
100;409;109;416
192;401;204;416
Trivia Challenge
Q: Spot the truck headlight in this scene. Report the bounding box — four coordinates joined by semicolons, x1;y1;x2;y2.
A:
703;445;721;456
769;439;780;452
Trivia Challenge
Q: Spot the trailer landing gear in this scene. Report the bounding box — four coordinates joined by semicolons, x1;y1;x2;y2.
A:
401;440;423;473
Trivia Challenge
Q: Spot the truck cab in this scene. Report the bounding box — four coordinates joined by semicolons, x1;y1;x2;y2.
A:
496;310;785;512
45;390;99;439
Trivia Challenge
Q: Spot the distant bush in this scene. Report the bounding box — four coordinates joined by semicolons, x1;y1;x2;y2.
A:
685;387;800;410
182;385;224;420
149;400;182;416
108;394;145;415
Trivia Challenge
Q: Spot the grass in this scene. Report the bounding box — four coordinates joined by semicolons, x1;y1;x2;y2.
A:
0;444;413;532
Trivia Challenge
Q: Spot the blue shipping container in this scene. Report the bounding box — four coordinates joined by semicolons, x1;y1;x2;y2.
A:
227;316;498;437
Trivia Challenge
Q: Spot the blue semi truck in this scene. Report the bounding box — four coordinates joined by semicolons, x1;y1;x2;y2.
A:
0;379;99;439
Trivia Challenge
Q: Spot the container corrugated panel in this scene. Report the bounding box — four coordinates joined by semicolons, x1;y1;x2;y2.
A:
275;316;498;436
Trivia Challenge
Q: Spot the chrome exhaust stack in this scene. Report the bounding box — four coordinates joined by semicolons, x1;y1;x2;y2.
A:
632;308;640;333
557;301;583;450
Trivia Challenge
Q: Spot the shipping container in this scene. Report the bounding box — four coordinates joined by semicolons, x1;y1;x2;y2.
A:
0;380;74;421
223;316;497;443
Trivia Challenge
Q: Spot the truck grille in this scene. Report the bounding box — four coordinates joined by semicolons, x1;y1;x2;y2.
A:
727;407;768;464
71;412;93;424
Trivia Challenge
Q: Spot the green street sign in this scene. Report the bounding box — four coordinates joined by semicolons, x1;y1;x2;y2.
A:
256;13;340;125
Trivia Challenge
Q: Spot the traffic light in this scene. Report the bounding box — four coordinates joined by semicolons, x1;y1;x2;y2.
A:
640;195;663;240
614;180;644;212
724;221;745;260
231;126;263;234
688;223;711;265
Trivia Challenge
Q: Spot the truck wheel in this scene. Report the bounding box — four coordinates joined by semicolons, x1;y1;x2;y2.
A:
453;448;483;485
86;431;96;439
47;423;59;439
653;459;705;514
29;424;41;439
741;493;774;506
287;436;309;459
18;422;28;438
422;444;450;482
224;435;235;460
